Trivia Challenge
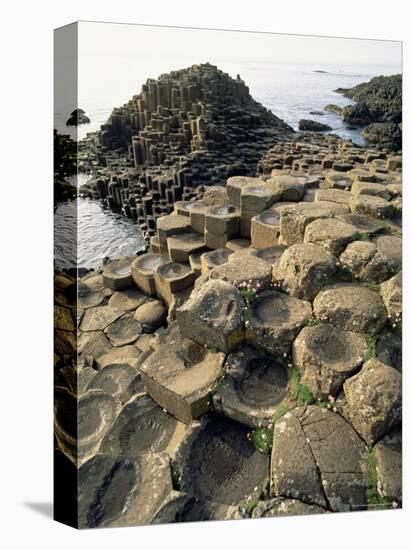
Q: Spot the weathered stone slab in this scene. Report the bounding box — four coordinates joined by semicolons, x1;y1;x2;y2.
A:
87;363;145;403
189;201;207;234
213;346;288;428
245;290;312;356
271;406;368;512
315;188;352;207
133;299;167;332
273;243;337;300
104;312;142;347
78;452;173;528
80;306;124;332
380;271;402;318
108;287;147;312
95;345;141;370
292;324;367;398
337;213;384;238
176;279;244;353
140;323;226;423
152;492;241;524
254;245;287;267
313;283;387;333
343;359;402;445
205;204;240;237
202;185;230;206
252;498;326;518
175;416;269;505
100;394;187;457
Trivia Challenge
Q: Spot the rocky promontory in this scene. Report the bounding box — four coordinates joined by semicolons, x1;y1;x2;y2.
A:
80;63;294;239
336;75;402;150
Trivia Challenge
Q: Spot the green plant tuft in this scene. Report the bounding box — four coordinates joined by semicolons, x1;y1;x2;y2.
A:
288;367;315;405
364;333;377;361
366;450;392;510
251;427;273;454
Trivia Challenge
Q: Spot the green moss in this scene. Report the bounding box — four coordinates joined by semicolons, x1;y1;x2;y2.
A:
358;232;370;241
240;288;257;304
364;333;377;361
251;427;273;454
273;403;290;422
210;367;229;394
366;450;392;510
288;367;315;405
363;282;380;293
305;317;321;327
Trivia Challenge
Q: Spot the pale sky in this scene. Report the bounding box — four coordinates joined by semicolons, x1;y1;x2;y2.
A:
77;21;402;108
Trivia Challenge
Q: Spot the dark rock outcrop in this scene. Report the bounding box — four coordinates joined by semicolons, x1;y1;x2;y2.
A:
66;108;91;126
298;119;332;132
336;75;402;149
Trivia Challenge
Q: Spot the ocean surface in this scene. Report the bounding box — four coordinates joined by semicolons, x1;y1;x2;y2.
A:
54;61;400;271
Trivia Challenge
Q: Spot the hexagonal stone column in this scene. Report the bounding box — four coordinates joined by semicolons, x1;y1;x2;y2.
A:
102;258;133;290
270;406;368;511
343;359;401;445
78;452;174;528
267;175;306;201
200;248;232;274
226;176;262;207
154;261;195;305
213;346;288;428
251;210;280;249
209;254;272;290
340;235;401;284
313;283;387;333
174;416;269;506
205;204;240;249
140;324;226;423
349;195;393;219
251;498;326;518
245;290;312;356
239;183;281;238
292;324;367;399
304;218;359;255
156;213;192;246
131;253;165;296
315;188;352;207
280;201;348;245
273;243;337;300
189;201;207;234
176;279;245;353
167;232;206;263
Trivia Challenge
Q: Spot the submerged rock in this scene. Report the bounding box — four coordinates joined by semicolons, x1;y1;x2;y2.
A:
298;119;332;132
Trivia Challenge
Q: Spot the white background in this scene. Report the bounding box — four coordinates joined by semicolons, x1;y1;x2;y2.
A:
1;1;410;548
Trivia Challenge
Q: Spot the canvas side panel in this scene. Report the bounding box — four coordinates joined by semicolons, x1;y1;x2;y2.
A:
53;21;79;529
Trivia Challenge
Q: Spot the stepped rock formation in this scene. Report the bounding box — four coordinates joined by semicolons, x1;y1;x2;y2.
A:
55;132;402;526
336;75;402;150
81;63;294;238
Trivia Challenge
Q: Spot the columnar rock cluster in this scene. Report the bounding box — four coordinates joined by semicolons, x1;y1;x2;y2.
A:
55;132;402;527
79;64;293;238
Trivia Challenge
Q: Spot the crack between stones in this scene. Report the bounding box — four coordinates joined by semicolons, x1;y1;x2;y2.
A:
297;414;331;511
